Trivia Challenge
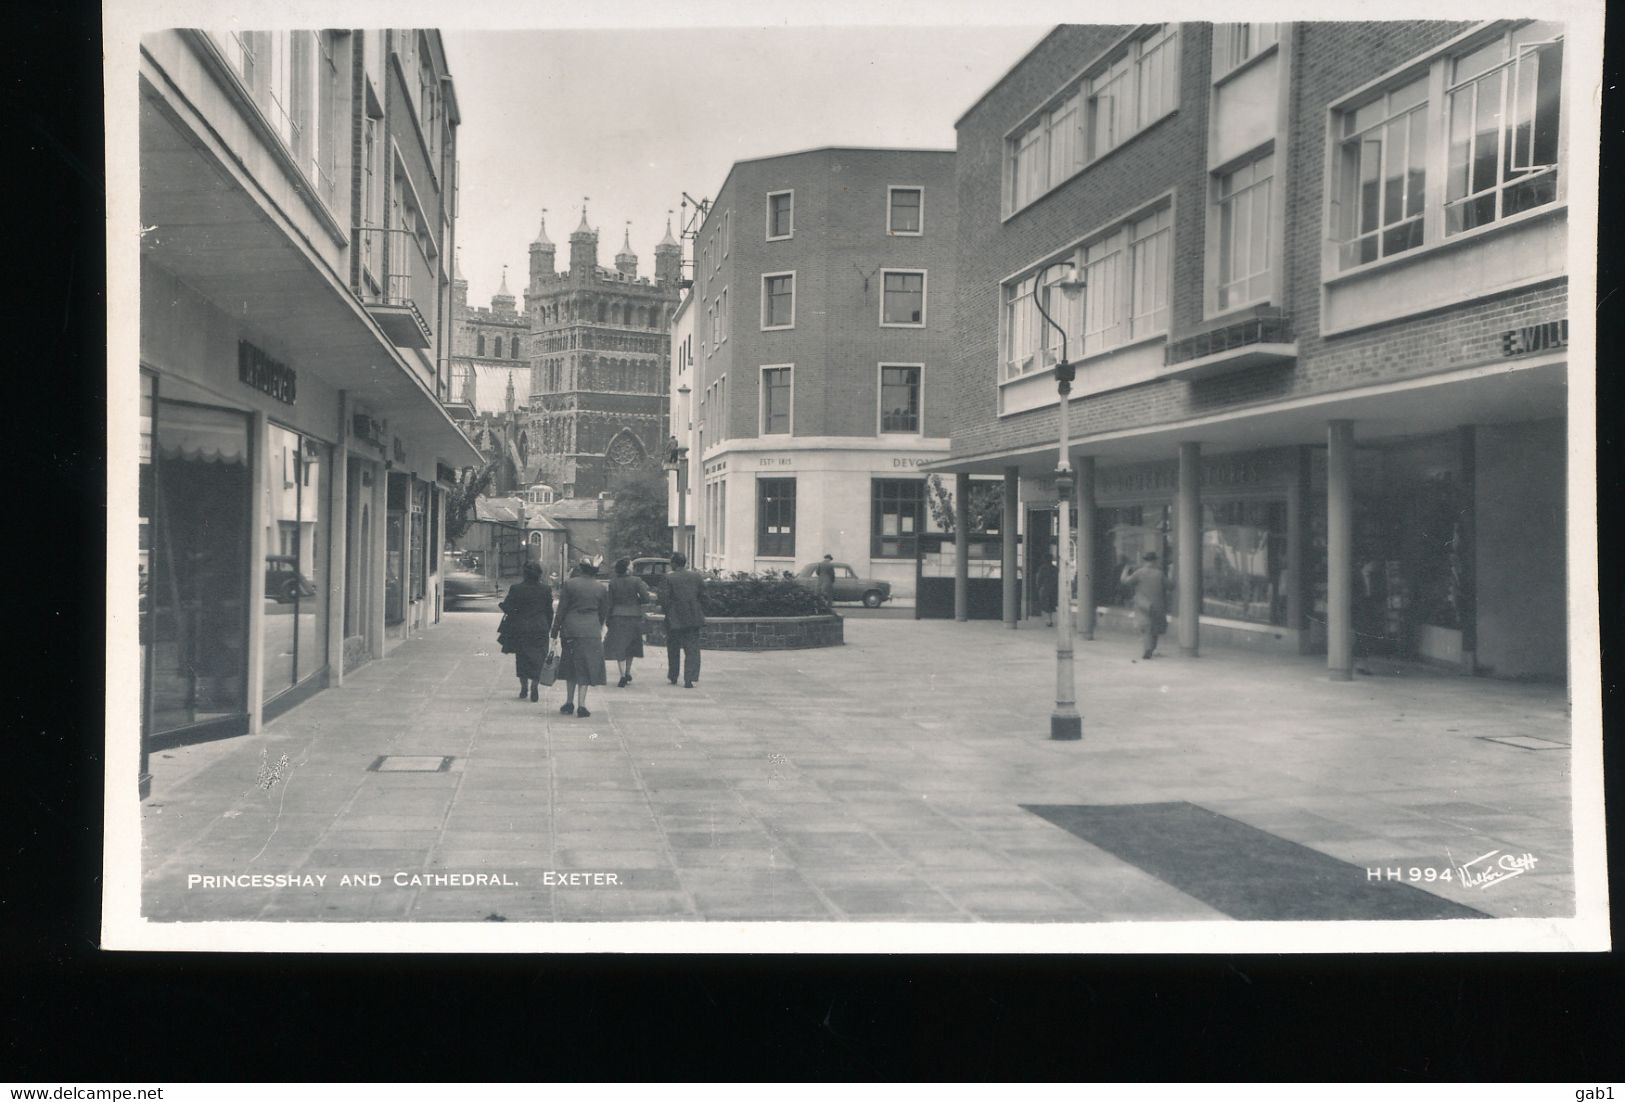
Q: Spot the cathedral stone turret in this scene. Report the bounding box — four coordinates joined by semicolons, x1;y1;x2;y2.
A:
569;207;598;277
615;225;638;277
654;214;682;287
490;266;515;315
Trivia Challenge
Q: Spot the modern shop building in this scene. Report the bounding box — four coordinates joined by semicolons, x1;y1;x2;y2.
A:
934;21;1571;680
138;28;481;793
684;147;968;595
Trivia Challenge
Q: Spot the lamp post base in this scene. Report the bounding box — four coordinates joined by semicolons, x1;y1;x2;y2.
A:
1050;712;1082;741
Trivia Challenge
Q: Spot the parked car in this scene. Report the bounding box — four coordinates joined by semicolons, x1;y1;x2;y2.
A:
795;562;892;607
264;555;316;604
630;556;672;579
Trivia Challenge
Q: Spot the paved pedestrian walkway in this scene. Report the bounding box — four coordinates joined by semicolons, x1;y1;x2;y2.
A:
141;612;1575;923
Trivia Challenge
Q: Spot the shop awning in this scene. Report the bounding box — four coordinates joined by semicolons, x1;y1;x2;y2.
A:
155;404;248;466
927;355;1567;478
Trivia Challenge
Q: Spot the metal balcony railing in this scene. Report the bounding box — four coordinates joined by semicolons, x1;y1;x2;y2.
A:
355;225;435;348
1164;310;1294;367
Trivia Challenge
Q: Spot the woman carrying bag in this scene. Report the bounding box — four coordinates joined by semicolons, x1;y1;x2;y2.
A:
551;560;611;718
604;557;653;688
498;560;554;702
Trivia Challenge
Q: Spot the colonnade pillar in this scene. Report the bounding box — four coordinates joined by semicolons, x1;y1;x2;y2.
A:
1176;442;1201;658
1001;466;1020;628
1327;420;1355;680
953;472;970;622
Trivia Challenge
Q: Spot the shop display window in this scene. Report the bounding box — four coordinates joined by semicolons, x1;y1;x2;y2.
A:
1201;498;1289;626
262;424;330;697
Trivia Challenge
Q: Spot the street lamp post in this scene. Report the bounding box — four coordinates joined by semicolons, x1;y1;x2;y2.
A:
1032;256;1086;741
674;384;691;558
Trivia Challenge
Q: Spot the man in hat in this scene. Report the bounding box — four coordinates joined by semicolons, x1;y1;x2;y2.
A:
813;554;837;604
1120;551;1168;660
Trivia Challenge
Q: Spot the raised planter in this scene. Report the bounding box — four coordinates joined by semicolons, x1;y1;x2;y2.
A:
644;612;843;650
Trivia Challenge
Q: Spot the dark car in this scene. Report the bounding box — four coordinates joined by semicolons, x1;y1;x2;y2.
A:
795;562;892;607
264;555;316;604
630;556;672;579
442;551;498;607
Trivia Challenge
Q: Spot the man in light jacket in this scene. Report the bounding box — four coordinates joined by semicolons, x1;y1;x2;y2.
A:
659;551;707;688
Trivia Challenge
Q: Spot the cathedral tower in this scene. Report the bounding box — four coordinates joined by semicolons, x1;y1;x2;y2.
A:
654;214;682;287
569;206;598;278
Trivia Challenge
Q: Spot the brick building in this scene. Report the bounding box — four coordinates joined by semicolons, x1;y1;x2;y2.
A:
683;147;970;597
935;21;1570;680
137;29;480;789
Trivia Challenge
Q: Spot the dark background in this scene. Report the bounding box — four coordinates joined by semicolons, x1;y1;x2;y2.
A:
4;0;1620;1083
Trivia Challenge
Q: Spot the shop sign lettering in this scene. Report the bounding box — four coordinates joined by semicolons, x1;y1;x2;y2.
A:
1501;319;1567;357
238;341;296;404
351;414;385;449
891;457;931;469
758;457;793;467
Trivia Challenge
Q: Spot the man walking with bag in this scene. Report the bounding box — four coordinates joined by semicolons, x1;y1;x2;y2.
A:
659;551;706;688
1120;551;1168;661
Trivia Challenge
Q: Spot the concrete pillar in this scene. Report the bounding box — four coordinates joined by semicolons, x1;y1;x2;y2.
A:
1001;466;1020;629
327;394;349;686
1177;442;1201;657
953;472;970;622
370;463;388;659
1285;445;1308;653
1075;455;1096;639
245;411;268;735
1327;420;1355;680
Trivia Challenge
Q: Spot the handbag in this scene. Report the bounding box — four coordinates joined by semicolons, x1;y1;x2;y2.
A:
535;647;560;687
496;613;514;654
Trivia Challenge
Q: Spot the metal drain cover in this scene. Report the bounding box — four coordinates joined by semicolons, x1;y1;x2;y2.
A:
369;755;454;772
1479;735;1567;751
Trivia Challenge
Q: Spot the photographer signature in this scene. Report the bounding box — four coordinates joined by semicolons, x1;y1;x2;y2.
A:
1447;848;1539;890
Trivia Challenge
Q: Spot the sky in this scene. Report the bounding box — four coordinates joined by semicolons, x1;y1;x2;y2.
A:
440;24;1048;307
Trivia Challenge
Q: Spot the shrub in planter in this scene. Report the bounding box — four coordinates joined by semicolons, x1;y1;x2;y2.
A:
699;572;833;618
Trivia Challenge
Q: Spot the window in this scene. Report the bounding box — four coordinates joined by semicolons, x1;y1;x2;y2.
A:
213;31;339;210
511;336;522;359
719;288;728;342
492;336;503;358
1330;22;1564;272
477;334;485;356
1334;75;1428;268
1007;25;1181;214
762;272;795;329
709;299;720;346
757;478;796;557
1215;23;1280;77
881;270;926;326
872;479;925;558
724;210;731;255
1001;203;1171;381
761;366;792;434
712;234;720;273
1217;151;1274;309
880;365;921;434
767;190;794;239
1445;22;1564;235
888;187;923;234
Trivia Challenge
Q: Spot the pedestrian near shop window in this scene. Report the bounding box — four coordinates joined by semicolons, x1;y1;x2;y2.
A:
605;557;653;688
1035;553;1059;628
498;560;553;702
814;554;836;604
1121;551;1168;660
552;559;610;717
659;551;706;688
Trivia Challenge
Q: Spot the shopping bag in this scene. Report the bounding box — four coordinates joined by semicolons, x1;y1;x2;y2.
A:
535;648;560;687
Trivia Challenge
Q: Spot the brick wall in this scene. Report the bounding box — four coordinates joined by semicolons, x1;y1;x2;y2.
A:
947;21;1568;467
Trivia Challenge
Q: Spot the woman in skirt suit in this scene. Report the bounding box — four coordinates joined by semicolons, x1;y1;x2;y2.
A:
551;560;611;718
498;560;553;702
604;557;653;688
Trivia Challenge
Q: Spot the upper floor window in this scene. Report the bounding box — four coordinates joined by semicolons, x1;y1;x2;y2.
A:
1214;23;1280;78
212;31;339;211
1002;202;1171;382
762;272;796;330
1217;151;1274;310
1006;25;1180;216
761;366;792;434
887;187;923;234
880;365;921;434
492;336;503;358
724;210;732;255
511;336;522;359
880;270;926;327
1330;22;1564;273
477;334;485;356
718;288;729;342
767;190;794;239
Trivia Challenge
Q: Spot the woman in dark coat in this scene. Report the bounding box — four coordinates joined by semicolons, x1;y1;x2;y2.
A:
498;560;554;702
551;560;610;718
604;557;653;688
